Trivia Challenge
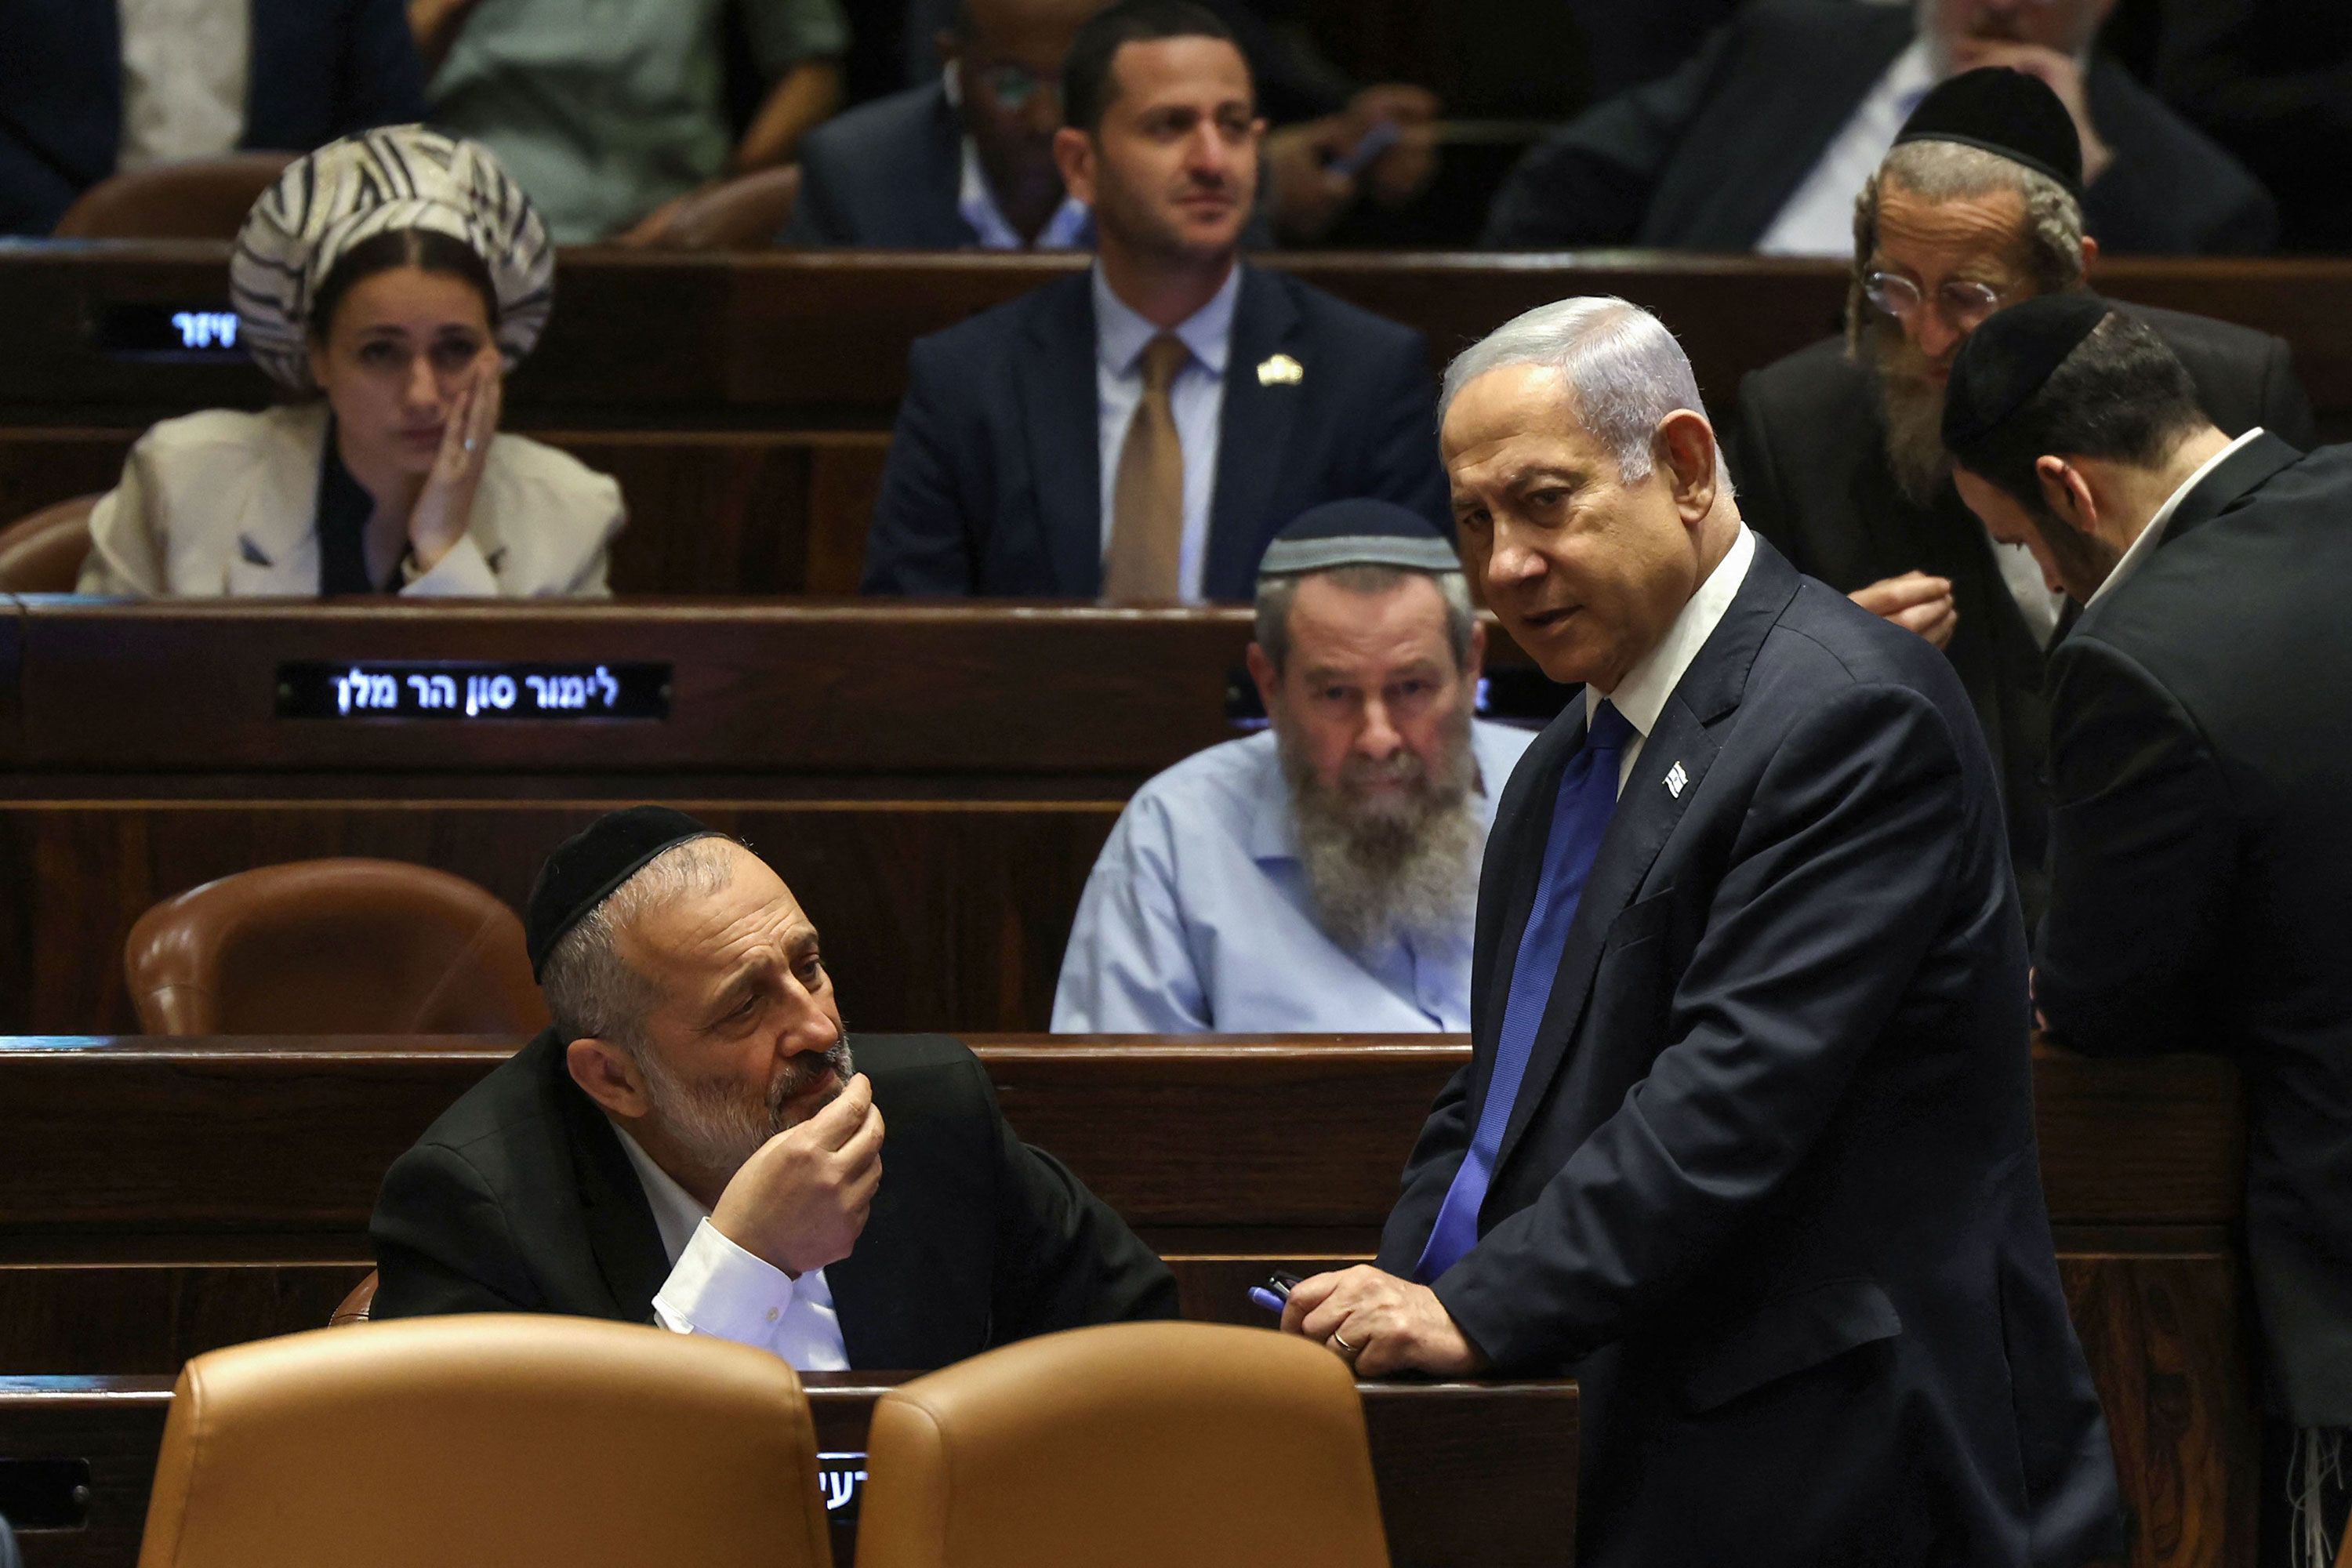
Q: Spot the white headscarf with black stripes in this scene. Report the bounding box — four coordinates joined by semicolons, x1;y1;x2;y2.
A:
230;125;554;392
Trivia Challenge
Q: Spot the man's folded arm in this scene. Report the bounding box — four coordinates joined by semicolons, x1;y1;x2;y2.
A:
369;1142;543;1316
1430;682;1969;1369
2034;634;2234;1058
978;1061;1181;1334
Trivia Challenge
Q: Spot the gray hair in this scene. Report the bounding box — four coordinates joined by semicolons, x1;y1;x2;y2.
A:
1438;296;1728;488
1847;140;2088;357
540;833;739;1053
1254;563;1476;675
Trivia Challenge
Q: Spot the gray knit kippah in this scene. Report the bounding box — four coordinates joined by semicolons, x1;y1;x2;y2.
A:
1257;499;1461;578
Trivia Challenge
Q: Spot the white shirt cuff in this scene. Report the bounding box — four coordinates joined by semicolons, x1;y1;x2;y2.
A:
399;533;499;597
650;1218;797;1345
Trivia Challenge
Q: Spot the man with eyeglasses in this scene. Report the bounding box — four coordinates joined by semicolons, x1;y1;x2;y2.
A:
1727;68;2310;920
790;0;1103;248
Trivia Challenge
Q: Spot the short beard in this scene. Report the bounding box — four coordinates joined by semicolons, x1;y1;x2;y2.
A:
634;1033;854;1193
1278;702;1485;959
1862;321;1956;508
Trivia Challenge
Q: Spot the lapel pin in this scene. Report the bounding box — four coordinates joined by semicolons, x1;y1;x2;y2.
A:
1256;353;1303;387
1665;761;1689;798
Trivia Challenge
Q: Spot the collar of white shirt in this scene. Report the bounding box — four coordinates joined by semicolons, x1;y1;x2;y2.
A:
1093;260;1240;383
956;135;1093;251
2086;427;2263;611
1586;524;1758;739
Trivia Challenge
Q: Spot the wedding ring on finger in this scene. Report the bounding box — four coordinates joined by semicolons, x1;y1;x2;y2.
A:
1330;1330;1359;1355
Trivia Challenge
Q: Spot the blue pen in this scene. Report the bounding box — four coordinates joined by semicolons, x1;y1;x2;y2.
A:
1247;1285;1287;1314
1248;1270;1305;1316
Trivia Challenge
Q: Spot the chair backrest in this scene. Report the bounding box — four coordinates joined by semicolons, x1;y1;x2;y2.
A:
53;154;296;240
854;1321;1392;1568
0;496;97;593
136;1316;833;1568
633;165;801;249
124;858;549;1035
328;1272;379;1327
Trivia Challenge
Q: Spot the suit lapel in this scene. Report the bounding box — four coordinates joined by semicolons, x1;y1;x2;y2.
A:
915;88;975;248
551;1051;671;1321
1492;543;1803;1174
2160;432;2301;546
1018;275;1108;595
1203;268;1302;599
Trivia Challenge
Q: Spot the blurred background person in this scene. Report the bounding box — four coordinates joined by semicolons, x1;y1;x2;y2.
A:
1729;68;2309;918
1054;502;1533;1033
78;128;625;599
1483;0;2276;256
414;0;848;244
861;0;1446;601
0;0;426;236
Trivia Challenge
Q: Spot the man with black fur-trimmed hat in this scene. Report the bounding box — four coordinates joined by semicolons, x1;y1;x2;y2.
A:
1727;65;2311;921
1945;296;2352;1566
370;807;1178;1359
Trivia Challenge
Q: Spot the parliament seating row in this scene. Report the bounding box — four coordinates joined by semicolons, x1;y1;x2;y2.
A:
3;252;2346;593
0;1033;2256;1566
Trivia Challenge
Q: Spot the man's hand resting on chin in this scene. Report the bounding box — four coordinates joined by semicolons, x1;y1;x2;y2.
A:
1280;1265;1487;1377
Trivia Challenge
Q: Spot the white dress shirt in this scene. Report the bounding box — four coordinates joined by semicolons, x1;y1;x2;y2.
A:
613;1123;851;1370
117;0;249;172
1586;524;1757;795
1756;39;1935;256
2087;427;2263;612
1093;262;1240;604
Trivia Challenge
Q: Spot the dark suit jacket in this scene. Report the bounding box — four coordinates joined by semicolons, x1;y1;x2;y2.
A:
0;0;426;236
371;1030;1180;1366
862;265;1448;599
1483;0;2278;256
2038;434;2352;1428
1730;305;2311;922
786;82;975;249
1376;539;2122;1566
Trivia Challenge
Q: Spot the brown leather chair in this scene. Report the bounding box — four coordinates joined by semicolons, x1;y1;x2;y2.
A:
855;1321;1392;1568
136;1315;833;1568
0;495;97;593
619;165;801;249
328;1272;379;1327
125;858;548;1034
53;154;296;240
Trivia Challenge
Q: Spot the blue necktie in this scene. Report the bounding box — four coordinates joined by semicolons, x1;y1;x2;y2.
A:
1415;701;1637;1283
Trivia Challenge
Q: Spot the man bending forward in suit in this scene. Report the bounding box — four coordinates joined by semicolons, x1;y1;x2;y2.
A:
1282;298;2122;1565
372;808;1178;1364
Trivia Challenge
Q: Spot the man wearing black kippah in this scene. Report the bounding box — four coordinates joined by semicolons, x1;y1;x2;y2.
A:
370;808;1178;1361
1728;64;2311;920
1945;297;2352;1567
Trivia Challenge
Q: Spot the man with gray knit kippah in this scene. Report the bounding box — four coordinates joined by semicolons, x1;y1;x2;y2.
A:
1052;498;1533;1033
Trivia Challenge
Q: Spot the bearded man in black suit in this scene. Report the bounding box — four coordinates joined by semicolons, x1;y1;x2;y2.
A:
1728;68;2310;918
371;808;1178;1363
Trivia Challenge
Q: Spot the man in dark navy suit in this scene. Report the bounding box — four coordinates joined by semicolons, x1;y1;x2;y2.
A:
860;0;1446;602
0;0;426;236
1282;296;2122;1566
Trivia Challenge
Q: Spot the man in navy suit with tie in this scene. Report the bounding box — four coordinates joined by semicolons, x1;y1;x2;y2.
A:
859;0;1447;602
1282;296;2123;1565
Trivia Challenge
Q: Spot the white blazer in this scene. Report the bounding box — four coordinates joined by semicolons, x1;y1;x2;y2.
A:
78;404;626;598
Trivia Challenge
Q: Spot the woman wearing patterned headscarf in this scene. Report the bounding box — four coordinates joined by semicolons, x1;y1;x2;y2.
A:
78;126;625;598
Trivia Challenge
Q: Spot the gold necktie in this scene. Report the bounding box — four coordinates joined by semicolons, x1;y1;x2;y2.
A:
1104;333;1191;604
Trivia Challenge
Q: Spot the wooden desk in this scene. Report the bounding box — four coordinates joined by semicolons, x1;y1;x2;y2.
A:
0;1371;1577;1568
3;250;2343;593
0;1034;2252;1565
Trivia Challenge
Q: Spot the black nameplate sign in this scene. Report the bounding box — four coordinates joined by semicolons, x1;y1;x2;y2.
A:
278;661;671;720
94;303;250;362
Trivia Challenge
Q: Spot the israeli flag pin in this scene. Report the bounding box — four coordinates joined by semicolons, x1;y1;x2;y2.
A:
1665;761;1689;798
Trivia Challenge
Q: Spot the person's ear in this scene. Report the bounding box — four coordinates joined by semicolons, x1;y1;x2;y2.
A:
1246;641;1282;717
1464;616;1488;685
1655;409;1720;526
2034;455;2096;534
566;1037;652;1121
2078;234;2100;278
1053;126;1097;205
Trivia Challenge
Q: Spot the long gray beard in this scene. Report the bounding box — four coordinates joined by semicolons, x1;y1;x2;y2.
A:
1279;710;1484;960
637;1033;854;1192
1864;326;1955;508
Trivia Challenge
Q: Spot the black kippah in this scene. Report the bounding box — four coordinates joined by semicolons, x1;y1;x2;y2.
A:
1940;292;2113;452
525;806;719;979
1893;67;2084;198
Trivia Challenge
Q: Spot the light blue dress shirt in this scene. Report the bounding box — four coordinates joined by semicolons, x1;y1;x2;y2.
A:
1092;263;1241;604
1052;719;1539;1033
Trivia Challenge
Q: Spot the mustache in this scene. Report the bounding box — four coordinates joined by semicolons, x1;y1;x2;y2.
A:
765;1034;854;1123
